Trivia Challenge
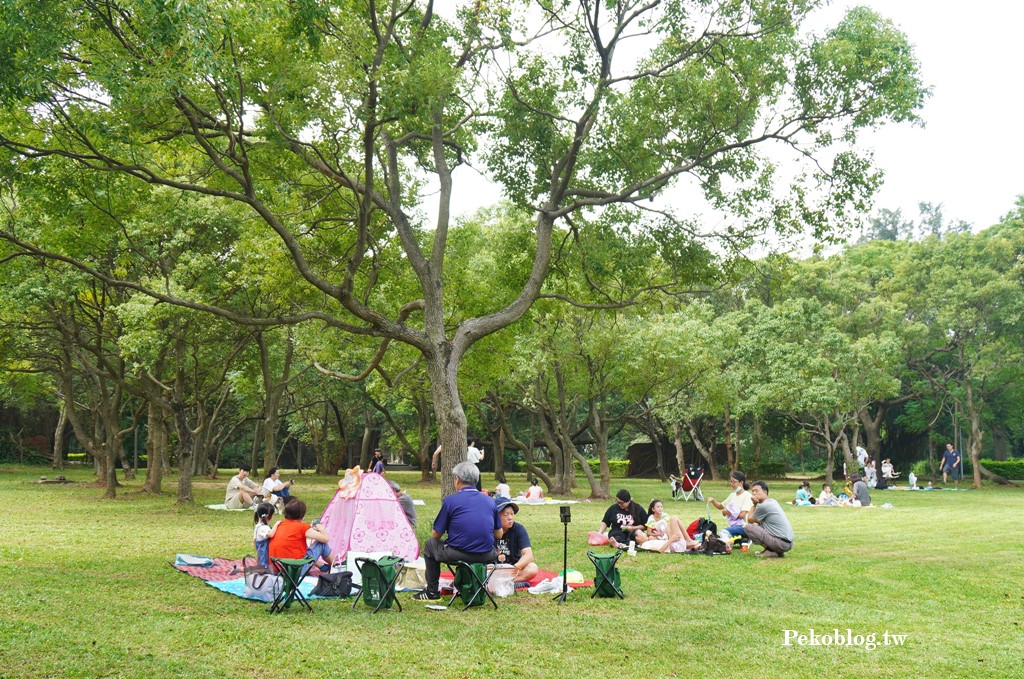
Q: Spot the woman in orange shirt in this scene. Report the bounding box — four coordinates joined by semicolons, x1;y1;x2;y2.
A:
268;498;337;575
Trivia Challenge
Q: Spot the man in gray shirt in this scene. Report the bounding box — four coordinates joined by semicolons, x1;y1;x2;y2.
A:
745;481;793;558
389;480;417;528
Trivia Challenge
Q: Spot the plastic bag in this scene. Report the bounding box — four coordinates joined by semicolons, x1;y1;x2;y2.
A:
588;531;609;546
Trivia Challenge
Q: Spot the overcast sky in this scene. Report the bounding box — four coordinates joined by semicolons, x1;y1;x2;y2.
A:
445;1;1022;236
810;0;1024;230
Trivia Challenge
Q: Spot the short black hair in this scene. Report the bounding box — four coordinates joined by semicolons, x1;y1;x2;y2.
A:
239;464;251;473
752;480;769;494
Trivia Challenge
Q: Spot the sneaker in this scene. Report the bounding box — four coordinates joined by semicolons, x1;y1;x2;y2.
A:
412;589;441;601
755;550;781;558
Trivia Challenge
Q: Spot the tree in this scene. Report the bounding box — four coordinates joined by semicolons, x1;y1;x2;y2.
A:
0;0;927;495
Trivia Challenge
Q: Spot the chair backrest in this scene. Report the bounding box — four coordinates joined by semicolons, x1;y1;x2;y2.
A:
356;556;403;609
587;551;622;598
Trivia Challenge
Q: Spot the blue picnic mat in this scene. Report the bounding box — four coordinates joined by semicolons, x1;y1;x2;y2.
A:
206;575;338;601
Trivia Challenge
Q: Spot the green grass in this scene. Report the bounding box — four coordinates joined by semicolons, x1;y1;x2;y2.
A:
1;465;1022;678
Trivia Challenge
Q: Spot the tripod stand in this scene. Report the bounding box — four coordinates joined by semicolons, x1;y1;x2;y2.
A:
554;505;571;604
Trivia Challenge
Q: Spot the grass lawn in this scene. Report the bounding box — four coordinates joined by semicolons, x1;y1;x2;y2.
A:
1;464;1022;678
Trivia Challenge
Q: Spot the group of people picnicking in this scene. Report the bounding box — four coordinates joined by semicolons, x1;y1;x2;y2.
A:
597;472;794;558
227;439;966;598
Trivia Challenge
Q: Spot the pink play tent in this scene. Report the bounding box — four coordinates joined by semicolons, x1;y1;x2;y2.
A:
319;469;419;562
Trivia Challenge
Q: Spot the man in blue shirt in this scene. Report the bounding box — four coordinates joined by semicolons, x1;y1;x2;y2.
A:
941;443;962;486
414;461;500;601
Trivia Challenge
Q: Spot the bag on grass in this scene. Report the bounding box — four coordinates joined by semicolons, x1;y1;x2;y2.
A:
242;554;281;602
311;570;356;598
701;531;730;555
588;531;610;546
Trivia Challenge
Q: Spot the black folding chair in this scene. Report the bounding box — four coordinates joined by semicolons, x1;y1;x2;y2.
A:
445;561;497;611
269;557;315;613
587;550;624;599
352;556;404;613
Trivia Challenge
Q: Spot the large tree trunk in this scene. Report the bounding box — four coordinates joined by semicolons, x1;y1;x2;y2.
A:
752;416;763;470
427;353;468;498
964;380;1010;486
684;420;720;480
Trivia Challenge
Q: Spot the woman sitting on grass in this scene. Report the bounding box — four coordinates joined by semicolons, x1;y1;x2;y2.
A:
634;499;669;547
268;498;338;576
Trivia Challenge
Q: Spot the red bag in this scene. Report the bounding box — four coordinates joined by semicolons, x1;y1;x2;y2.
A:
588;531;609;546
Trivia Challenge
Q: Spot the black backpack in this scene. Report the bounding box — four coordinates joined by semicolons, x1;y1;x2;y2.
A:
696;518;718;536
311;570;356;598
701;532;730;554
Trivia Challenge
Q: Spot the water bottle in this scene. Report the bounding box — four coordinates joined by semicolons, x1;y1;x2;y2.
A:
627;540;636;556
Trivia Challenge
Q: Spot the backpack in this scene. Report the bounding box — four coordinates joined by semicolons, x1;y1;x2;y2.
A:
701;531;731;555
696;518;718;536
311;570;356;598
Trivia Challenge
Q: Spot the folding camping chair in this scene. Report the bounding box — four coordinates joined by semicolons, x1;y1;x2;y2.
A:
352;556;404;613
587;550;624;599
445;561;498;611
670;465;705;501
269;557;315;613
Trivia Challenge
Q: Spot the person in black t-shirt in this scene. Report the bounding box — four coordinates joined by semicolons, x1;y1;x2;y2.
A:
597;489;648;548
494;499;539;584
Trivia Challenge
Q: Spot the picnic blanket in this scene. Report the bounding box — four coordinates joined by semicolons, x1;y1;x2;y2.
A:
171;555;342;601
205;503;253;511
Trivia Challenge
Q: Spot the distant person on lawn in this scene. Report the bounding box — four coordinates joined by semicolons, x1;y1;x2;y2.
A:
414;462;500;601
261;467;293;508
941;443;962;485
225;465;262;509
744;481;794;558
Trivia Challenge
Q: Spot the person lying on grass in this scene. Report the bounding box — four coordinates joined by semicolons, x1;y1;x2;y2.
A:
268;497;339;576
494;499;539;586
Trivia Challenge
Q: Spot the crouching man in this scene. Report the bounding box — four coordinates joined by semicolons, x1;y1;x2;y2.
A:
414;462;500;601
744;481;794;558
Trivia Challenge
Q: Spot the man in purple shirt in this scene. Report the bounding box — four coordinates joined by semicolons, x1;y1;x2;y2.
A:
413;462;500;601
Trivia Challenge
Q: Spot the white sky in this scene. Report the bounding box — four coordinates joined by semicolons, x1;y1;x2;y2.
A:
446;1;1023;235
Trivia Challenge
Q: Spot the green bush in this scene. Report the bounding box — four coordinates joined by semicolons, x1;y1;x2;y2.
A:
978;458;1024;479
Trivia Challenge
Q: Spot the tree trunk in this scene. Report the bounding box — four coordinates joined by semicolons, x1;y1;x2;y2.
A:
52;404;67;470
723;404;735;472
752;416;763;470
360;408;373;470
142;400;165;494
427;353;468;498
672;422;686;473
684;420;720;480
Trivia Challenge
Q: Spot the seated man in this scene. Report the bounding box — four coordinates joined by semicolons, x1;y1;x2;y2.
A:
744;480;794;558
388;480;418;528
267;497;337;576
224;465;262;509
494;499;539;586
261;466;294;508
597;489;648;549
414;461;500;601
